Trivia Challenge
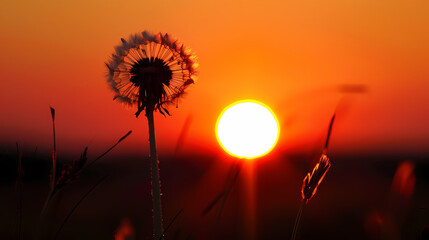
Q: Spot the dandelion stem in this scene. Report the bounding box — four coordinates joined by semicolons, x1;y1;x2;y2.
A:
147;109;164;240
291;201;305;240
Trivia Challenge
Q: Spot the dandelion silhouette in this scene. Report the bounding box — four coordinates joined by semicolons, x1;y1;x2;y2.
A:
106;31;198;240
106;31;198;117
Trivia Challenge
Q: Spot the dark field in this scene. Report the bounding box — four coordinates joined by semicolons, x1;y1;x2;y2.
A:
1;149;428;240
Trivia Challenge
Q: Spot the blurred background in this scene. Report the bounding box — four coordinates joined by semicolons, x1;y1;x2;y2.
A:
1;0;429;239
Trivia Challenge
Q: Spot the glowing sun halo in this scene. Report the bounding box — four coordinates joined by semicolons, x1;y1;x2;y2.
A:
216;100;280;159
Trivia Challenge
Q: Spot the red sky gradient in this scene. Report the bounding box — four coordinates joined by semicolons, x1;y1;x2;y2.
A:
1;0;429;157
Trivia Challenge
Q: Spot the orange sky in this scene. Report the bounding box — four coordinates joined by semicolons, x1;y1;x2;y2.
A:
1;0;429;157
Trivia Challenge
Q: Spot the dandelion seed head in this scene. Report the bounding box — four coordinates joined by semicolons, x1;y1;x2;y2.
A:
106;31;198;117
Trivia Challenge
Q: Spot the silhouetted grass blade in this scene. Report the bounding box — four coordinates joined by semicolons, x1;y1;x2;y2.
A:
54;175;108;239
159;208;184;240
324;114;336;151
86;130;132;168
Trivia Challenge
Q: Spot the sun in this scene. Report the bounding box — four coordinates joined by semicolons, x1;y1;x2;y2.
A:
216;100;280;159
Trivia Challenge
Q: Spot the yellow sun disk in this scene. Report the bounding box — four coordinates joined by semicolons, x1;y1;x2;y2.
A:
216;100;280;159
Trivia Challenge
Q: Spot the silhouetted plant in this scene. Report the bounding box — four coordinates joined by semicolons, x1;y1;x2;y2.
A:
40;130;132;217
291;114;335;240
38;109;132;239
301;154;331;203
105;30;198;240
55;147;88;190
202;161;242;223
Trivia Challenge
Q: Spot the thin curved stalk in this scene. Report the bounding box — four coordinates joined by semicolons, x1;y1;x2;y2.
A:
159;208;184;240
54;176;107;239
40;189;56;218
291;201;305;240
86;130;132;169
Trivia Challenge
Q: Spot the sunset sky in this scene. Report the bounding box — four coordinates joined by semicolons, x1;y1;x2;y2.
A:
1;0;429;157
2;1;429;239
